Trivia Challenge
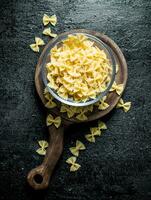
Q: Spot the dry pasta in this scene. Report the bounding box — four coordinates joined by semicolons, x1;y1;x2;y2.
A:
43;14;57;26
66;156;81;172
36;140;48;155
30;37;45;52
116;98;131;112
43;28;57;38
46;114;61;128
69;140;86;157
46;34;112;102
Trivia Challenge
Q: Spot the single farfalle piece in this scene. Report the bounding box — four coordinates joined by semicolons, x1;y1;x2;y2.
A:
110;82;124;95
44;93;57;109
66;156;81;172
85;127;101;143
76;111;88;121
38;140;49;148
36;140;48;155
98;96;109;110
46;114;61;128
85;134;95;143
90;127;101;136
43;28;57;38
35;37;45;46
69;140;86;157
36;148;46;155
116;98;131;112
30;37;45;52
43;14;57;26
98;121;107;130
30;44;39;52
75;108;88;121
60;105;75;118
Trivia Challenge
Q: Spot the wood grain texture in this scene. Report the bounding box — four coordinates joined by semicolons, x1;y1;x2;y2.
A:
27;125;64;190
0;0;151;199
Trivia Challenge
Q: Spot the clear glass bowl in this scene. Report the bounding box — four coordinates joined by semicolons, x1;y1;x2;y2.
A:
41;31;116;107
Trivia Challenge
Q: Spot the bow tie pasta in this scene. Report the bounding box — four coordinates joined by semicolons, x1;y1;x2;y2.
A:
46;34;112;102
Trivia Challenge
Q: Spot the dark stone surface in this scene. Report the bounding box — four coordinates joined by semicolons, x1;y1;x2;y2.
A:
0;0;151;199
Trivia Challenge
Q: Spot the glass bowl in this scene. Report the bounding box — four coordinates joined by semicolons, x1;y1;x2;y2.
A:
41;31;116;107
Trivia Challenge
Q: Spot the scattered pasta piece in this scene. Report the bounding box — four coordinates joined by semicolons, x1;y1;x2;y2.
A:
38;140;49;148
43;14;57;26
46;33;112;102
36;148;46;155
66;156;81;172
30;44;39;52
46;114;61;128
36;140;48;156
44;93;57;108
90;127;101;136
43;28;57;38
85;133;95;143
30;37;45;52
98;96;109;110
116;98;131;112
98;101;109;110
69;140;86;157
76;110;88;121
74;107;83;114
60;105;75;118
98;121;107;130
110;82;124;95
85;127;101;143
35;37;45;45
69;106;78;115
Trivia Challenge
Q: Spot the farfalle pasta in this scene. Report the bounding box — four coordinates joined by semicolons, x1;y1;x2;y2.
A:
46;34;112;102
46;114;61;128
85;121;107;142
44;93;57;108
43;14;57;26
43;28;57;38
85;127;101;143
97;96;109;110
69;140;86;157
66;156;81;172
36;140;48;155
109;81;124;95
116;98;131;112
30;37;45;52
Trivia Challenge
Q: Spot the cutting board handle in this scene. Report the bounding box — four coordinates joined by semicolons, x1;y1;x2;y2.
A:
27;125;64;190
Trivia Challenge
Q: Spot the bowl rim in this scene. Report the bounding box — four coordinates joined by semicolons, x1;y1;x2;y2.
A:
41;31;116;107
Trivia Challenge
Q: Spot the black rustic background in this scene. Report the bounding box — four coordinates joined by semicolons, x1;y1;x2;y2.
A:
0;0;151;200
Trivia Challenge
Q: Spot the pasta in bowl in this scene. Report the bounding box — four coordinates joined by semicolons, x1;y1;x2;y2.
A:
41;31;116;106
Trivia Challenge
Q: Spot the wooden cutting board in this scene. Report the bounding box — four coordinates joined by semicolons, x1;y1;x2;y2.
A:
27;29;127;190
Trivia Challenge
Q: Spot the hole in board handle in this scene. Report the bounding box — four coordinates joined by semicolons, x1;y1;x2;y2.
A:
34;174;43;184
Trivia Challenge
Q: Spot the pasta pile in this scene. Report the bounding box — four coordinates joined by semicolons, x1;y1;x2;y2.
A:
46;34;112;102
